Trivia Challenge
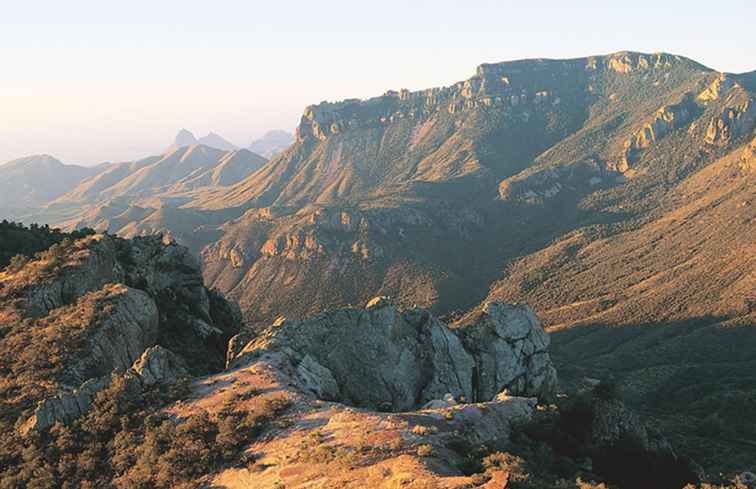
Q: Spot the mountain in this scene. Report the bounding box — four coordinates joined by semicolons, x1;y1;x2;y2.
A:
0;155;107;217
143;51;752;470
15;51;755;474
196;52;753;323
167;129;239;152
197;131;239;151
0;230;694;488
57;145;264;205
173;128;198;147
248;129;294;158
52;145;267;235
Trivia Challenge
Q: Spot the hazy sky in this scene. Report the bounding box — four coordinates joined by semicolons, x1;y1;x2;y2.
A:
1;0;754;165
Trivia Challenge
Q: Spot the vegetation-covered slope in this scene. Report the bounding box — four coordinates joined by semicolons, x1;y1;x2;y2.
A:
478;135;756;471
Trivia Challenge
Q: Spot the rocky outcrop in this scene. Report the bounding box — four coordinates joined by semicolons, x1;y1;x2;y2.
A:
229;298;557;411
620;96;698;171
704;97;756;146
22;346;188;433
65;284;159;384
498;157;621;203
20;235;124;317
459;302;558;403
602;52;682;74
21;376;113;434
225;329;256;367
697;73;736;102
129;345;189;387
4;233;241;434
741;137;756;172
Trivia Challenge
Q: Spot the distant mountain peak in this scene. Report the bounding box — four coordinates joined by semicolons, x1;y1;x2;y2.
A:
168;129;237;153
173;129;198;147
197;132;238;151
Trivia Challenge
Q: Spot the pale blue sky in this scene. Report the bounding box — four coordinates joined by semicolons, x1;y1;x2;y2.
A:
1;0;754;165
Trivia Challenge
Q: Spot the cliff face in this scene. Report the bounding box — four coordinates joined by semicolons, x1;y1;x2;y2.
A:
192;52;756;325
293;53;695;145
0;233;241;432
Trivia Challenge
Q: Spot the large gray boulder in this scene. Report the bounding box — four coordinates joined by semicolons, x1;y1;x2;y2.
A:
230;298;557;411
459;302;558;403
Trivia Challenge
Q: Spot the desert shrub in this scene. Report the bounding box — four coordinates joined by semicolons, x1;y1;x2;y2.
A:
411;424;438;435
482;452;529;481
416;444;433;457
0;377;290;489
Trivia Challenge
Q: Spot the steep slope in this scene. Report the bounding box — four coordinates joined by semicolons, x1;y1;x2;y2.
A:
51;155;161;206
476;135;756;471
50;146;266;242
169;148;267;189
0;155;106;216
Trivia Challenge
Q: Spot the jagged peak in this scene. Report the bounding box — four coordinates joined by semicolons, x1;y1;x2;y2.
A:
173;128;198;146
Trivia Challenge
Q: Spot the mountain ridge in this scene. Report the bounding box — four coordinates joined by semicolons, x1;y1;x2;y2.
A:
0;155;110;215
2;51;754;473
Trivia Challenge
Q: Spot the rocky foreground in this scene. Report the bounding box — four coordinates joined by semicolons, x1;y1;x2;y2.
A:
184;297;555;488
0;233;701;488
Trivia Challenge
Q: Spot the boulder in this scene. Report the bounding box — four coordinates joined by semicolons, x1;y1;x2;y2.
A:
129;345;189;387
230;300;557;411
460;302;558;402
